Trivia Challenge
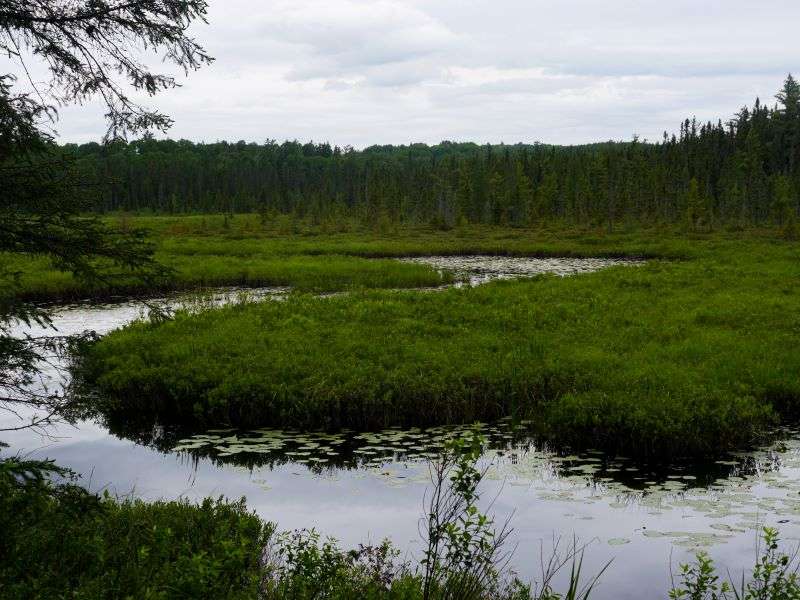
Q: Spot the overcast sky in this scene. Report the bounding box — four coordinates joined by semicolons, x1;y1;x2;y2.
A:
9;0;800;147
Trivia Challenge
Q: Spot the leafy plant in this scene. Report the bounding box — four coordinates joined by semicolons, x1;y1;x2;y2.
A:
670;528;800;600
420;428;514;599
261;528;418;599
0;456;270;600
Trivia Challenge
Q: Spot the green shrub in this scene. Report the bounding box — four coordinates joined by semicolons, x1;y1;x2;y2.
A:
669;528;800;600
0;458;272;599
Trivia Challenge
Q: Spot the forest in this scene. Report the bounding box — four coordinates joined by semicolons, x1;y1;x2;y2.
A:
60;76;800;232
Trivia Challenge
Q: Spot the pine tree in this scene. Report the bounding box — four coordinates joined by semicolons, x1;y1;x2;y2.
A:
685;177;710;231
772;174;798;238
776;74;800;117
742;129;769;222
1;0;210;431
487;171;504;224
776;74;800;173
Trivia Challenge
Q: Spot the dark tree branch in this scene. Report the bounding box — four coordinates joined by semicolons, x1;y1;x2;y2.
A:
0;0;212;140
0;1;211;433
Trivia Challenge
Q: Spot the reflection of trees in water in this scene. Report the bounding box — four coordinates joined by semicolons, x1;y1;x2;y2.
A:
102;415;544;474
95;410;778;490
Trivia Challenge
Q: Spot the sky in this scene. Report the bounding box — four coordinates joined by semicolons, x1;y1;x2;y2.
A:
6;0;800;147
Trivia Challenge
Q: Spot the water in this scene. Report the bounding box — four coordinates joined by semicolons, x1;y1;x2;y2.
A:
4;256;794;599
401;255;642;285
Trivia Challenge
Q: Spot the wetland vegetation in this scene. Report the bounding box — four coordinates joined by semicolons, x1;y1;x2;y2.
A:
0;457;271;599
4;214;681;302
74;226;800;460
3;1;800;596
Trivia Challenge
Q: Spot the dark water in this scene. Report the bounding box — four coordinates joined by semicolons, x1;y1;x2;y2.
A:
4;258;796;599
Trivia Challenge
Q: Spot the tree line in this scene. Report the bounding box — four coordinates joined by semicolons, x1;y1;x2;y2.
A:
64;76;800;231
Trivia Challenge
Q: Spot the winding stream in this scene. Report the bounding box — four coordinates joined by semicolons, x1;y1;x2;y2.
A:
3;256;796;599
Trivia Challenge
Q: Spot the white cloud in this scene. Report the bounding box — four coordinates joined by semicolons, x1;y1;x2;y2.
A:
7;0;797;146
259;0;456;85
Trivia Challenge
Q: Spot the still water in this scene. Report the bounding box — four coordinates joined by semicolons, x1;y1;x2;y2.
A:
3;257;796;599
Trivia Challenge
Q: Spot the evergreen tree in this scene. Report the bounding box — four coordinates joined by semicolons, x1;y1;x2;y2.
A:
5;75;800;232
1;0;211;431
773;174;798;238
776;74;800;173
686;177;710;231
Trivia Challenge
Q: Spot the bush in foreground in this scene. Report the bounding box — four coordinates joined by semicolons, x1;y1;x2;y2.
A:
3;443;799;599
0;457;271;599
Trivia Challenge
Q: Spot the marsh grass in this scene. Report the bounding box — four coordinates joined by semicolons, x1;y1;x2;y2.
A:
77;230;800;460
4;253;453;301
2;214;734;302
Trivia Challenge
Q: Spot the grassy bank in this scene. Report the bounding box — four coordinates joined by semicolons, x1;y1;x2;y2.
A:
4;213;705;302
5;253;453;301
77;229;800;460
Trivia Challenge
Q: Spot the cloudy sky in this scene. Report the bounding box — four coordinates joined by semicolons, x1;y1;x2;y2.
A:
11;0;800;147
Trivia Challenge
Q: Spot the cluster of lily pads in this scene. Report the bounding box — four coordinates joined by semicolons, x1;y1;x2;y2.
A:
170;421;800;551
484;430;800;549
170;419;537;469
400;255;642;286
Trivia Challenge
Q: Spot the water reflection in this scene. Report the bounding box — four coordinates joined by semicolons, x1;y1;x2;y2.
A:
102;412;800;556
6;411;800;599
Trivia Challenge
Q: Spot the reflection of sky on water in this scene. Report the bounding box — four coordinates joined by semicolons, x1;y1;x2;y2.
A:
6;416;800;600
2;259;795;600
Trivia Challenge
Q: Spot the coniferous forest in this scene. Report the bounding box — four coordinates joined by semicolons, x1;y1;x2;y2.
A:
64;76;800;232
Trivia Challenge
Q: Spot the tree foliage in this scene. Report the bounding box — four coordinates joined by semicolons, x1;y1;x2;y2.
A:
0;0;212;138
0;0;211;431
61;77;800;232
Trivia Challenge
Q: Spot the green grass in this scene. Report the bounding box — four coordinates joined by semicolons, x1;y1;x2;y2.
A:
4;213;700;302
75;224;800;460
5;253;453;300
